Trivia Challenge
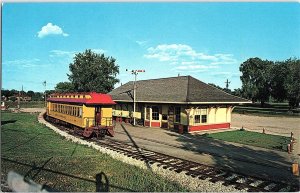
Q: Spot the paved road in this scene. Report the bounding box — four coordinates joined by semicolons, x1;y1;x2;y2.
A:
113;123;300;184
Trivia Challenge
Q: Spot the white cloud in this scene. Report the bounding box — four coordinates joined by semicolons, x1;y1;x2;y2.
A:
49;48;106;59
136;40;148;46
144;44;240;73
211;72;241;79
3;58;46;68
174;64;219;72
91;49;106;54
144;44;238;68
49;50;76;58
144;44;220;62
37;23;69;38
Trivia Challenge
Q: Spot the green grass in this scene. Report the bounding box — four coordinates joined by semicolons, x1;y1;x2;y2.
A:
205;130;290;151
5;101;45;108
1;112;188;192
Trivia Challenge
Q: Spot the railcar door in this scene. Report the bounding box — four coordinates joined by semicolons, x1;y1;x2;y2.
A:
95;106;102;126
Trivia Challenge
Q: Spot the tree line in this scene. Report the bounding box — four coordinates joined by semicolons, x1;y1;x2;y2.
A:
1;90;44;101
209;58;299;108
239;57;299;108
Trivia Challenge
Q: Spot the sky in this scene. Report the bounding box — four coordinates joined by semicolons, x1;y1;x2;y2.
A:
2;2;300;92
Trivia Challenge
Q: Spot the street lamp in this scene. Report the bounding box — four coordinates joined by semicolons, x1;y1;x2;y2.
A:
126;69;145;126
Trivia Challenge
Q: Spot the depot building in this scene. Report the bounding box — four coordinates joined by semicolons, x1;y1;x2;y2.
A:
108;76;251;132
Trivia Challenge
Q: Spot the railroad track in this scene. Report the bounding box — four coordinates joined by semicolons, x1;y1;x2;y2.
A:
45;117;300;192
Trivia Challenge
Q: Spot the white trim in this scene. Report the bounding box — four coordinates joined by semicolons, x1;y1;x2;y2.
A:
113;100;252;104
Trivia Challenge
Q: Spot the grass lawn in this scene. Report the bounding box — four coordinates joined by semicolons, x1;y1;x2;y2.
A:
5;101;45;108
1;112;188;192
205;130;290;151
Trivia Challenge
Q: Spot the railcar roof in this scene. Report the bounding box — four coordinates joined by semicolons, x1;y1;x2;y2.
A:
47;92;116;105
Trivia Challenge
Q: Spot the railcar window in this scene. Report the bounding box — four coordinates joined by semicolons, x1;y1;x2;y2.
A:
79;107;82;117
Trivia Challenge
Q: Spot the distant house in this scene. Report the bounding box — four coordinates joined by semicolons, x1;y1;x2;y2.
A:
108;76;251;132
8;94;32;102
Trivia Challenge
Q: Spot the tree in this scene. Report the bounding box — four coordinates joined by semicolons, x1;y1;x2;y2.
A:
55;82;75;93
284;58;300;107
232;88;243;97
270;61;288;102
27;90;35;98
208;83;232;94
240;57;273;107
68;49;119;93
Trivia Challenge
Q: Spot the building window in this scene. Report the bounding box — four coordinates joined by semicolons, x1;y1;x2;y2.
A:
162;114;168;121
152;106;159;120
195;115;201;123
201;115;207;123
175;107;181;123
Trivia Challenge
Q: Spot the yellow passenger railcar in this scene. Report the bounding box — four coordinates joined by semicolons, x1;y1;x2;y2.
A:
46;92;116;138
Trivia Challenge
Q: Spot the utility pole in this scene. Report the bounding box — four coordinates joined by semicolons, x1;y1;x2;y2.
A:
43;81;47;108
126;69;145;126
225;79;231;89
17;89;20;110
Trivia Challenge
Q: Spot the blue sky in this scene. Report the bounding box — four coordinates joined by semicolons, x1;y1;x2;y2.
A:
2;3;300;92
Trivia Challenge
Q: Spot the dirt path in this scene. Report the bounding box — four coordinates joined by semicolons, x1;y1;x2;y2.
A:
231;113;300;135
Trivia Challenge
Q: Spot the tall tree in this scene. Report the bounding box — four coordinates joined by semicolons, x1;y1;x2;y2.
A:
68;49;119;93
270;61;288;102
284;58;300;107
240;57;273;107
55;82;75;93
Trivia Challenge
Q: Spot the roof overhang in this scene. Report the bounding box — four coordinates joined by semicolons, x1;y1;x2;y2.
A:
113;99;252;104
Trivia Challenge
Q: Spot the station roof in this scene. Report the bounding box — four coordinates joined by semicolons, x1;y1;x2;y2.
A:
108;76;251;104
47;92;116;105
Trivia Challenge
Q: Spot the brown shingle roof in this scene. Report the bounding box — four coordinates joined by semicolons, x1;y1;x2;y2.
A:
109;76;251;104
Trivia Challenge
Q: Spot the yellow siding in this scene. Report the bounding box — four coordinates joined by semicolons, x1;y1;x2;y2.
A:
121;110;130;118
208;108;216;124
101;107;113;126
47;102;84;128
82;105;95;127
112;109;122;117
133;112;141;119
180;109;188;125
215;108;227;123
